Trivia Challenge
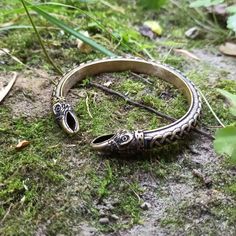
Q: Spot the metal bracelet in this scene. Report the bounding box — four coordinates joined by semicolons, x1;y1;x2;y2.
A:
52;57;202;154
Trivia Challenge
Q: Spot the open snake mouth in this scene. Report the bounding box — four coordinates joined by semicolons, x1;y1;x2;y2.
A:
64;110;79;134
91;134;115;144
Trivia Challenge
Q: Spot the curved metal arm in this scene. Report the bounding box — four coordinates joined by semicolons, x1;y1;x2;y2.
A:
52;57;201;154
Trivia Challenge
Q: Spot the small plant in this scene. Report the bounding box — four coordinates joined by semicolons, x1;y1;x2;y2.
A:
190;0;236;32
214;89;236;162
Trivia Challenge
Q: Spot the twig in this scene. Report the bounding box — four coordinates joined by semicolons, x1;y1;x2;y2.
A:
89;82;214;140
130;72;152;85
20;0;63;75
0;203;13;224
85;94;93;119
90;81;174;121
198;89;225;128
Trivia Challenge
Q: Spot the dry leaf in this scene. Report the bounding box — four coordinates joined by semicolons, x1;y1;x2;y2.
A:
16;140;30;149
207;4;228;25
0;48;10;56
77;90;86;98
0;21;15;28
143;21;163;36
76;31;92;54
174;49;200;61
103;81;112;87
139;26;155;40
219;42;236;56
0;72;18;103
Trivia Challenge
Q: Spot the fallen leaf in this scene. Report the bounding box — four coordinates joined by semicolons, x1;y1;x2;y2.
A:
174;49;200;61
103;81;112;87
0;21;15;28
139;25;155;40
76;31;92;54
207;4;228;25
16;140;30;149
143;21;162;36
0;72;18;103
0;48;10;56
219;42;236;56
77;90;86;98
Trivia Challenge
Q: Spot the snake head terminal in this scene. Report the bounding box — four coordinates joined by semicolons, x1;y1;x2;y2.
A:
91;130;145;154
53;102;79;134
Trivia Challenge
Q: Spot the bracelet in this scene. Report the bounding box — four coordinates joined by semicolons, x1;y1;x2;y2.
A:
52;57;202;154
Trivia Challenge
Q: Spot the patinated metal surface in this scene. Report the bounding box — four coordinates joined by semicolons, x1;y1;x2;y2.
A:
52;57;202;154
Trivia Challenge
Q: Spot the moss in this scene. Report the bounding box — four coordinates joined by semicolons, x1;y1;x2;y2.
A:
0;0;236;234
160;217;184;227
0;112;66;234
186;68;236;126
226;183;236;195
119;79;145;94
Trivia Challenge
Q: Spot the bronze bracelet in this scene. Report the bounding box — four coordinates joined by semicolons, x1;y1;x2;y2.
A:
52;57;202;154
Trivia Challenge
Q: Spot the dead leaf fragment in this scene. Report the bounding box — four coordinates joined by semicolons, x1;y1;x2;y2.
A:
174;49;200;61
143;21;163;36
219;42;236;56
0;72;18;103
139;26;155;40
103;81;112;87
16;140;30;149
76;31;92;54
0;48;10;56
207;4;228;25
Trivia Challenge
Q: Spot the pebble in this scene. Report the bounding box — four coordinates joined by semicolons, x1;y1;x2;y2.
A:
99;217;109;224
110;214;119;221
185;26;202;39
106;204;115;210
140;202;151;210
99;209;106;217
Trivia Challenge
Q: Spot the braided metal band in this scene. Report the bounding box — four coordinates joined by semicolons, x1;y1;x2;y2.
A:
52;57;202;154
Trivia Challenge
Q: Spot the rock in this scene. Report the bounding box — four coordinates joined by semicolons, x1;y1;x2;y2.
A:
99;217;109;224
140;202;151;210
99;209;106;217
204;177;213;188
185;27;202;39
110;214;119;221
106;204;115;210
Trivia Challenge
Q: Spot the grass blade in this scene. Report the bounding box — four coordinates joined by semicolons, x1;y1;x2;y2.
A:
20;0;63;75
26;1;116;57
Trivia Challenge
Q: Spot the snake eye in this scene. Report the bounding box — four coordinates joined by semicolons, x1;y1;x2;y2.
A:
54;103;61;114
119;134;133;146
121;135;128;142
55;104;61;112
